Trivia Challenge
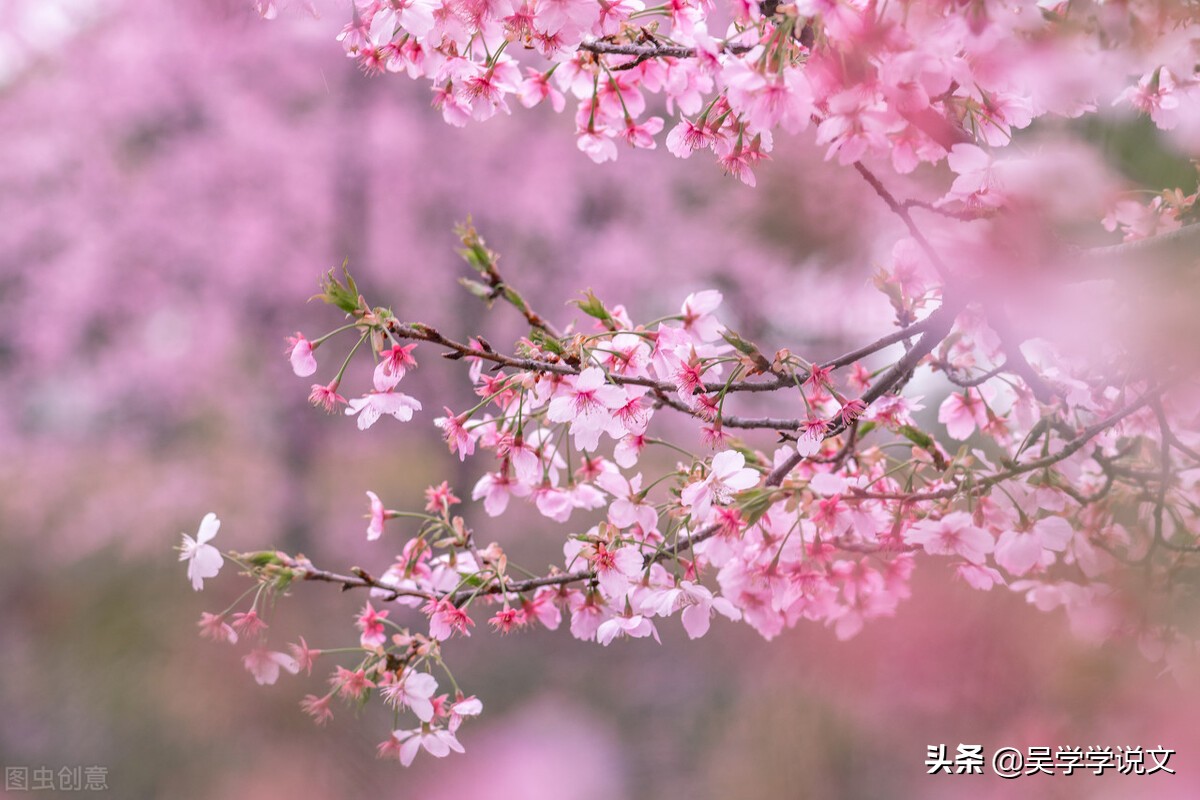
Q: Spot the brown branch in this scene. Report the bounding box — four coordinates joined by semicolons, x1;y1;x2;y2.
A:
388;319;794;394
578;38;755;61
853;162;952;280
850;387;1162;503
765;301;959;487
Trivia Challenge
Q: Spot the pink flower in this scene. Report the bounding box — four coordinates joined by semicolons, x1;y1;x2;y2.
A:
993;516;1074;576
243;648;300;685
680;290;723;342
231;609;268;637
425;599;475;640
381;670;439;722
518;68;566;112
472;471;525;517
523;588;563;631
289;637;321;675
681;450;760;520
577;129;618;163
621;116;664;149
365;490;386;541
345;390;422;429
568;593;609;641
424;481;461;512
546;367;627;451
488;607;524;634
179;512;223;591
373;343;418;390
945;144;1005;208
641;581;741;638
614;432;646;468
309;380;347;413
197;612;237;644
938;390;988;440
300;693;334;725
566;539;644;599
955;563;1006;591
666;117;716;158
795;417;829;457
905;512;994;564
435;408;476;461
388;726;465;766
1115;68;1183;130
332;666;376;700
596;613;660;645
447;695;483;732
595;470;658;533
286;332;317;377
357;601;390;649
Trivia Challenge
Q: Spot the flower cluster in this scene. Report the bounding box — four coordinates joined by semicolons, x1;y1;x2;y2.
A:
185;215;1200;763
252;0;1200;186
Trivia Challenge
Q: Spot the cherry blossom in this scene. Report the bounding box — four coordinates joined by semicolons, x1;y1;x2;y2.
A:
905;512;994;565
993;516;1075;577
380;670;439;722
180;512;224;591
345;391;423;429
185;2;1200;757
243;648;301;686
286;332;317;377
681;450;760;520
388;726;465;766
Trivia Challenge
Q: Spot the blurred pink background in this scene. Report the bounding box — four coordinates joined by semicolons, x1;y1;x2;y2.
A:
1;1;1198;798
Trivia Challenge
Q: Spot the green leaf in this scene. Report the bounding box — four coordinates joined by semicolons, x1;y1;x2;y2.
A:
737;488;778;528
530;328;564;355
458;277;496;305
572;289;612;322
898;425;935;450
312;263;363;314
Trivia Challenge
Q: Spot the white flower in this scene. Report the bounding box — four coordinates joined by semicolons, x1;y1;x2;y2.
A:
345;391;423;430
393;726;465;767
180;512;224;591
382;671;439;722
680;450;760;520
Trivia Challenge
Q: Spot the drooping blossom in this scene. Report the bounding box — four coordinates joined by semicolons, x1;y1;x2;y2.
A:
243;648;301;686
286;332;317;377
